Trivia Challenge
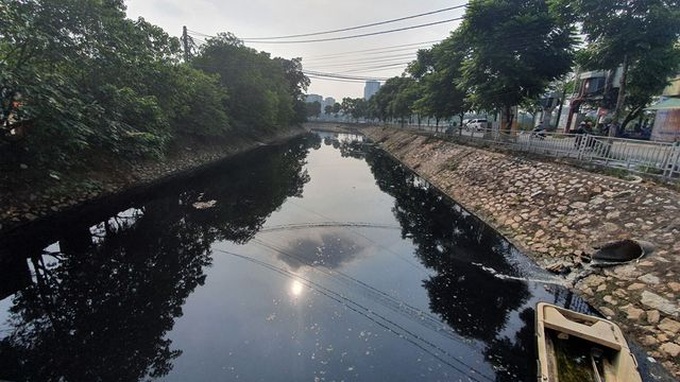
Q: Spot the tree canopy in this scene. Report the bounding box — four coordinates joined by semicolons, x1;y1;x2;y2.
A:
369;0;677;133
340;97;369;121
565;0;680;127
369;0;576;130
3;0;678;178
369;77;419;124
408;31;471;127
0;1;309;174
458;0;576;129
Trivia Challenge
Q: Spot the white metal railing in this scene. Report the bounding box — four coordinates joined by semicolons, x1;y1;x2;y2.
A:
384;123;680;181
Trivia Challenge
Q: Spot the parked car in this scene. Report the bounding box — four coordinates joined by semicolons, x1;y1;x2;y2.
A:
465;118;488;131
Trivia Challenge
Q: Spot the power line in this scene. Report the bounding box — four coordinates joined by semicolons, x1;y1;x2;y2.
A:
187;24;571;55
339;62;410;74
302;40;440;61
186;17;576;86
186;31;437;58
242;17;464;44
240;3;468;40
303;70;390;81
189;25;567;81
187;32;421;78
306;75;373;84
307;63;410;75
304;53;416;68
186;29;214;38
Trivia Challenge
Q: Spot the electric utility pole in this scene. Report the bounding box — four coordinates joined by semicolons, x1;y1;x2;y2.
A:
182;26;190;62
609;55;629;137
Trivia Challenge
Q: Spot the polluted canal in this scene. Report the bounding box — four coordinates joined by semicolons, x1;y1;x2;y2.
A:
0;131;640;381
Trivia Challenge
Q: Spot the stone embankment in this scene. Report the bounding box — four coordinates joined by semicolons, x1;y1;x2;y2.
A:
0;128;305;235
363;126;680;378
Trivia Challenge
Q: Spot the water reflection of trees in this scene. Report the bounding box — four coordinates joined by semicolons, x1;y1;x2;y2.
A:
321;132;367;159
364;148;533;377
0;134;318;382
482;308;537;381
173;135;315;244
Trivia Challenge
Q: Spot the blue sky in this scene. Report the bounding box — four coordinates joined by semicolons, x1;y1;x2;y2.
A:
124;0;466;100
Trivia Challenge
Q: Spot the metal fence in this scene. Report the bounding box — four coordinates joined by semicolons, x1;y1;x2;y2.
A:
391;124;680;182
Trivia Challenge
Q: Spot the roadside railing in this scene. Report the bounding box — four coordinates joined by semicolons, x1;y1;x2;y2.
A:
387;123;680;182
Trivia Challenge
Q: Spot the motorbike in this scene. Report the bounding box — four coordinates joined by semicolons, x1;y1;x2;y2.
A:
530;125;547;139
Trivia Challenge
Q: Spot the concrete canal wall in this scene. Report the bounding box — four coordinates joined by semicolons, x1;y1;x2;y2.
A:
363;126;680;377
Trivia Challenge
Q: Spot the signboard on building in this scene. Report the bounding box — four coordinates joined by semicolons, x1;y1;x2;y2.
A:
651;109;680;142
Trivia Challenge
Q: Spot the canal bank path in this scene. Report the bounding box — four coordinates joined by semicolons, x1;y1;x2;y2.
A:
359;125;680;378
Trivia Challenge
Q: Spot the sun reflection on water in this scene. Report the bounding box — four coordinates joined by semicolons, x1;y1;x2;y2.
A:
290;279;304;297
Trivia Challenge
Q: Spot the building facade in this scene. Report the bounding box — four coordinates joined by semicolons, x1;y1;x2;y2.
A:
564;68;623;132
650;75;680;142
364;80;381;100
305;94;323;104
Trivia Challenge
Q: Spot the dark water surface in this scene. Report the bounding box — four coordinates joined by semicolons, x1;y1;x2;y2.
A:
0;132;641;381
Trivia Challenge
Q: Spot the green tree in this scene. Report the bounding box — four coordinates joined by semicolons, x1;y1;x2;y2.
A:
0;0;188;165
273;57;311;124
408;31;471;129
193;34;309;132
340;97;368;121
165;65;231;138
369;84;392;122
566;0;680;130
623;44;680;127
341;97;357;119
370;77;418;125
458;0;576;130
392;78;420;126
0;0;307;180
331;102;341;116
353;98;369;121
306;101;322;119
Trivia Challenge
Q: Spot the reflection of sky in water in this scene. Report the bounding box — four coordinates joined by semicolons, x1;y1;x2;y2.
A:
269;135;395;228
271;230;365;270
170;233;486;382
0;298;11;334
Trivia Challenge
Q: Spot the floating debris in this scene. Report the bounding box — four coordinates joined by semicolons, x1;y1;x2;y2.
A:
192;200;217;209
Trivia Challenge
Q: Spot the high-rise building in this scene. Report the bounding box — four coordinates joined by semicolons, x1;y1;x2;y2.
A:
305;94;323;104
323;97;336;110
364;80;381;100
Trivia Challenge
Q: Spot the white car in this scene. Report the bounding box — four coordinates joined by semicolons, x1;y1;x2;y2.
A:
465;118;488;131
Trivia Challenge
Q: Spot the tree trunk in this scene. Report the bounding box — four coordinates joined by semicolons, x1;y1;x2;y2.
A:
622;105;643;129
503;105;514;132
555;85;567;130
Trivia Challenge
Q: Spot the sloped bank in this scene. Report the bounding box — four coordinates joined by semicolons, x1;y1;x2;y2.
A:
0;127;306;236
363;126;680;378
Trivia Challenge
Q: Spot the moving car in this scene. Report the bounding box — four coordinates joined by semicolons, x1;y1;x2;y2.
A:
465;118;488;131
